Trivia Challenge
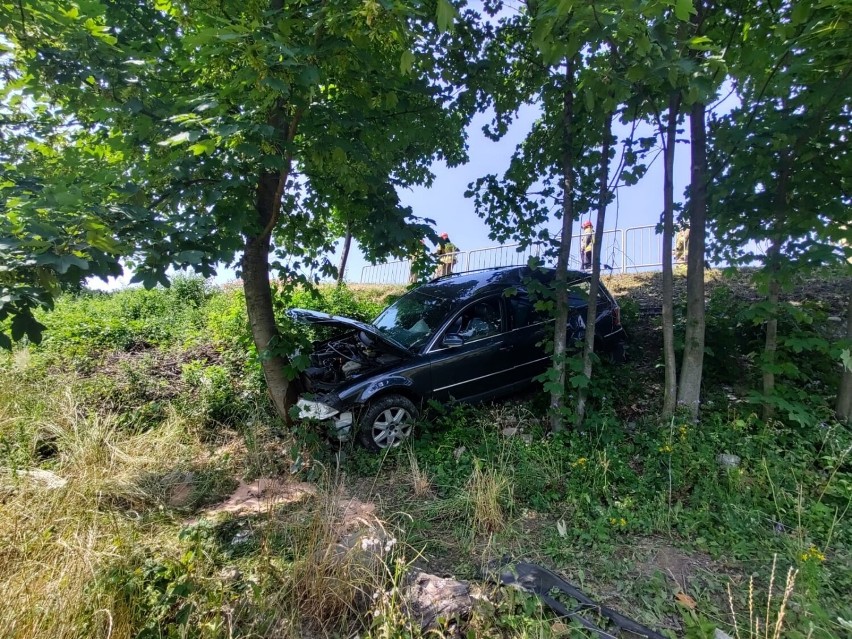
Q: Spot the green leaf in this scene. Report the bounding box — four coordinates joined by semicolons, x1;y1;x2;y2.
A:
176;250;205;264
674;0;695;21
436;0;457;32
298;66;320;87
400;49;415;74
262;76;290;95
188;139;217;155
570;374;589;389
159;131;191;146
55;254;89;274
791;2;810;25
841;349;852;373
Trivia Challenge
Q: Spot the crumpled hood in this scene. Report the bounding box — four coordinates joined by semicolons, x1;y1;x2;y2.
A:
286;308;412;358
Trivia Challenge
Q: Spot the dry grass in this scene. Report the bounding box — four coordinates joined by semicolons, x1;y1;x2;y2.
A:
407;447;433;498
0;404;196;639
0;373;206;639
466;459;514;536
425;454;515;547
0;362;416;638
727;555;801;639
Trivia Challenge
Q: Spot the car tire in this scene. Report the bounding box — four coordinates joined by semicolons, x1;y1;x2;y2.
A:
358;394;419;452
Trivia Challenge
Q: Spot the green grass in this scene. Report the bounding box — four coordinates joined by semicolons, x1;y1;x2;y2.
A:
1;273;850;638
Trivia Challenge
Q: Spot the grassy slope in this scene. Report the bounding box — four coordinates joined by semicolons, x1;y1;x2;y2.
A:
0;270;850;639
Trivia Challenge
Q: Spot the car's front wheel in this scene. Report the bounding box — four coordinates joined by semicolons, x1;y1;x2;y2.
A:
358;394;419;452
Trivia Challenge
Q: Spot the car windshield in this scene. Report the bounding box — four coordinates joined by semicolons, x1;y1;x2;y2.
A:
371;291;454;349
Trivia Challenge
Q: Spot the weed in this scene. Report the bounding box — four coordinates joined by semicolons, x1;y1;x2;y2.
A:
407;446;432;498
727;556;799;639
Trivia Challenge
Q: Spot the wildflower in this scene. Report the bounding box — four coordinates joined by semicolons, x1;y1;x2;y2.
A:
659;444;673;453
800;546;826;563
572;457;588;468
679;425;688;441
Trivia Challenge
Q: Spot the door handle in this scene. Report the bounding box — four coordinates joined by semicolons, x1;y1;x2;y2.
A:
499;345;515;352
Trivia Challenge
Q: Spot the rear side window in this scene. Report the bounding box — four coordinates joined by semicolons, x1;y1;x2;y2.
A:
567;281;611;309
508;294;548;329
567;281;591;306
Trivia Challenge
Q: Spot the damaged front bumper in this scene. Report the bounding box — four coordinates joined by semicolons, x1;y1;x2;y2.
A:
296;397;355;441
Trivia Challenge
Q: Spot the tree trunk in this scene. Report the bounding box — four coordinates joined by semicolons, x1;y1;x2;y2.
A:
243;169;297;421
575;111;612;428
762;254;781;420
836;293;852;423
760;233;784;421
550;57;576;433
661;94;680;420
337;224;352;284
677;101;707;419
762;155;791;420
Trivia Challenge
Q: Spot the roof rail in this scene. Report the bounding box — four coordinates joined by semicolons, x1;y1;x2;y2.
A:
427;264;526;283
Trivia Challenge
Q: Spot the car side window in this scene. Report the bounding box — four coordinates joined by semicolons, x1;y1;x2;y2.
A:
567;281;591;306
507;294;548;329
445;297;504;342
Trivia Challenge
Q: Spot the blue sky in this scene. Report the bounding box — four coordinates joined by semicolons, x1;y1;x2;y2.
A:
90;101;694;290
340;104;693;282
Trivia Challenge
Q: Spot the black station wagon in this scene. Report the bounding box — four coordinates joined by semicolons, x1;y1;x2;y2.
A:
292;266;626;451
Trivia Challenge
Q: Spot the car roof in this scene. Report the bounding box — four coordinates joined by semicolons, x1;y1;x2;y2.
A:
415;266;589;304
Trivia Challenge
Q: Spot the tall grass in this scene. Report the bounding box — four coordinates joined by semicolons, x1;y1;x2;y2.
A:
0;363;415;638
0;382;200;638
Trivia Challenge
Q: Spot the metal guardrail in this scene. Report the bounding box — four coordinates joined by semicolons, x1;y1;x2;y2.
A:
359;225;689;284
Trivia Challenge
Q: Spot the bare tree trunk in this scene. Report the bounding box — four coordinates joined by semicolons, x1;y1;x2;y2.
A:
661;94;680;420
677;101;707;419
762;252;781;420
575;111;613;428
836;294;852;423
762;155;791;420
337;224;352;284
242;171;296;421
550;57;576;433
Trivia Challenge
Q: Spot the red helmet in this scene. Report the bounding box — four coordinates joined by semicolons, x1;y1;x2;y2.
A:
440;232;449;239
582;220;593;228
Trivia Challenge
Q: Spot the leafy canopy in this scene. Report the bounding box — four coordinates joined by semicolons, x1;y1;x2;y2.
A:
0;0;468;345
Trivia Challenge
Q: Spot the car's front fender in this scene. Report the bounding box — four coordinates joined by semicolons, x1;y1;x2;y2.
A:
354;375;419;405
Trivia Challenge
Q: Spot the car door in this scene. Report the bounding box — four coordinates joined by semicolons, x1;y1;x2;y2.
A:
502;290;552;381
426;296;509;402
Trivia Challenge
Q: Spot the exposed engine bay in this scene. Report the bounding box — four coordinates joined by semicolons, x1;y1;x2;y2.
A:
302;330;402;393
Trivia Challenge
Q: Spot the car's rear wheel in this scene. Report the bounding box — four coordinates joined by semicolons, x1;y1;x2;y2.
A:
358;394;418;452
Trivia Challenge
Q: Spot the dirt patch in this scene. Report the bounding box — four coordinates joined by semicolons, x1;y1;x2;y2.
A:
201;478;317;517
631;538;730;592
199;477;381;531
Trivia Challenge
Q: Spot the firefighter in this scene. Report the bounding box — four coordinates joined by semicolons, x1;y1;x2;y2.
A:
675;225;690;263
581;220;594;270
434;232;458;277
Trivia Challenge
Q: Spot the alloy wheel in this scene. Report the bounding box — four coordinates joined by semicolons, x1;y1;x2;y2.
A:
370;407;413;448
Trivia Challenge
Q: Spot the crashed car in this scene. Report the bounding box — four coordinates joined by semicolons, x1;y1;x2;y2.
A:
291;266;626;451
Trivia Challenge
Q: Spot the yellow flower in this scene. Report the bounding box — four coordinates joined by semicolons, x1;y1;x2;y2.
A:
801;546;826;562
620;518;627;527
659;444;673;453
572;457;588;468
679;425;688;441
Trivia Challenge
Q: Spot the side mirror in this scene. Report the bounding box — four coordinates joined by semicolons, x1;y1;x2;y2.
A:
442;334;464;349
